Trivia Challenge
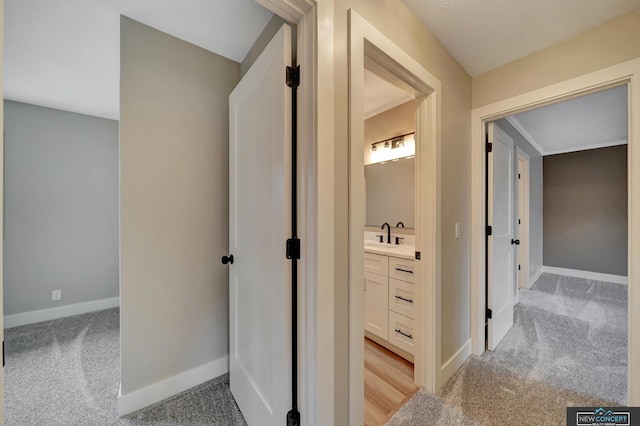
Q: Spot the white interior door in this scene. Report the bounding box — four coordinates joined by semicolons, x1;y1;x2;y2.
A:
228;24;292;426
487;122;515;351
517;157;526;290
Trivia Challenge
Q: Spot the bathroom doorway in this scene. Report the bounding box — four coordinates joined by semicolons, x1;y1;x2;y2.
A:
348;10;442;425
362;72;419;424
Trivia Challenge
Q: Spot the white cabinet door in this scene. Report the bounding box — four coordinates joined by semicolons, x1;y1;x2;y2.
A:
229;24;292;426
487;122;515;351
364;271;389;340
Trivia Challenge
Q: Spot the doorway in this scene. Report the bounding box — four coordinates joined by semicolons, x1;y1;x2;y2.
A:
471;58;640;405
484;84;629;403
2;1;319;425
361;71;419;424
348;10;441;425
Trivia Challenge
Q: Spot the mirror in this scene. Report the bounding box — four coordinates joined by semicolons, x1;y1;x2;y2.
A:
365;157;415;228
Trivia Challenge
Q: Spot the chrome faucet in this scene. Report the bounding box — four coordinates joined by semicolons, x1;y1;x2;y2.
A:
381;222;391;244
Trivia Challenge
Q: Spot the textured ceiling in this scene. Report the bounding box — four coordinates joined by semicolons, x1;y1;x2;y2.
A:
363;69;414;120
402;0;640;76
4;0;273;120
507;85;628;156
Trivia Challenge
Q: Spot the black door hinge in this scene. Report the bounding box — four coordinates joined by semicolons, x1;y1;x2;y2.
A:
518;173;521;179
486;142;493;153
2;340;4;367
486;308;493;319
415;251;421;260
287;410;300;426
518;219;521;225
286;65;300;88
487;225;492;236
518;265;521;271
286;238;301;260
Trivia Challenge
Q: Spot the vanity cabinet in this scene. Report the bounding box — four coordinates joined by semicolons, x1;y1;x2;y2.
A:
364;251;416;358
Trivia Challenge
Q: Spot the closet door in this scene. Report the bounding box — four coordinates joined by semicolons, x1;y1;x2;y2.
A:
228;24;292;426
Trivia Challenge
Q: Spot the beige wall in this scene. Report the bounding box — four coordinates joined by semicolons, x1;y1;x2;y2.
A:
364;99;418;147
120;17;240;394
364;100;417;228
473;10;640;109
330;1;472;422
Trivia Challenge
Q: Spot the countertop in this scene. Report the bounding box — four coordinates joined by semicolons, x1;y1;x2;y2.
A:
364;241;415;260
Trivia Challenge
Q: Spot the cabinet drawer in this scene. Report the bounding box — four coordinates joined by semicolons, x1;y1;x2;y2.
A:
364;252;389;276
388;311;415;355
389;278;416;319
388;257;415;283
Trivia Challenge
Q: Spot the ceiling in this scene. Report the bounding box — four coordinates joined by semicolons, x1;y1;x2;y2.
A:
7;1;640;121
4;0;273;120
506;85;628;156
363;69;414;120
402;0;640;76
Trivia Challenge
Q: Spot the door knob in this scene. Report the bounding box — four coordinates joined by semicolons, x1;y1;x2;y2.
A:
511;239;520;245
221;254;234;265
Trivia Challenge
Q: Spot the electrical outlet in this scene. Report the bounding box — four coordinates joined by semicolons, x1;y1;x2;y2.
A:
52;289;62;302
455;223;461;239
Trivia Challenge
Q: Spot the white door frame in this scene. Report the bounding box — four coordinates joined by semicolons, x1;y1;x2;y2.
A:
516;147;530;292
349;10;441;425
0;0;5;420
470;58;640;405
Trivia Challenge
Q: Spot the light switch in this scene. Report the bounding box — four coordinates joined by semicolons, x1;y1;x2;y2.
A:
455;223;461;239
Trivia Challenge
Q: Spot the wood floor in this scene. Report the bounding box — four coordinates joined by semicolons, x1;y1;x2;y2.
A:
364;338;418;426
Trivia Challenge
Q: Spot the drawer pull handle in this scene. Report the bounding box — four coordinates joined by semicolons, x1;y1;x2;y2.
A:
394;295;414;304
395;267;413;274
394;329;413;340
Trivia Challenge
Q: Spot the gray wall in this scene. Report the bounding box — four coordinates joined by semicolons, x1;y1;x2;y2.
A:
543;145;628;275
495;118;544;280
4;100;119;316
241;14;288;77
120;17;240;394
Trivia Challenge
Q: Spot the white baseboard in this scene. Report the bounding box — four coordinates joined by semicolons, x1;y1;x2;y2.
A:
4;297;120;329
117;356;229;416
529;268;543;287
437;339;472;389
542;266;628;285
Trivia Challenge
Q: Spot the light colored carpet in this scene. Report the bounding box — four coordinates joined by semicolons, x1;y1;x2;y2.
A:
4;308;246;426
387;273;627;425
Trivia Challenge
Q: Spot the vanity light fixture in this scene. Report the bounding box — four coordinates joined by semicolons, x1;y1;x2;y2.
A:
370;132;415;152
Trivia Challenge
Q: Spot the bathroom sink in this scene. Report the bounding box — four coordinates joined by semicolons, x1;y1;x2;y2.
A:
364;240;415;259
364;241;398;249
